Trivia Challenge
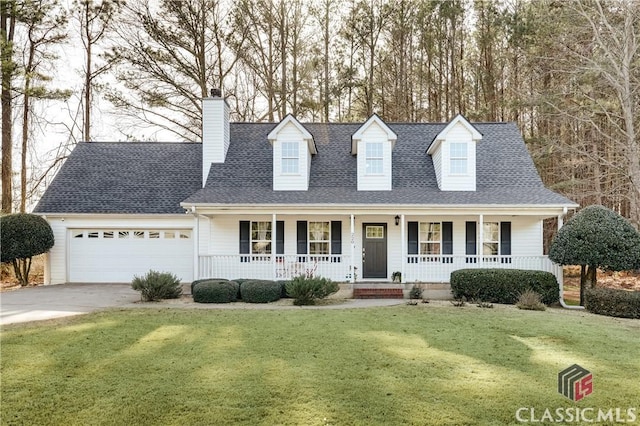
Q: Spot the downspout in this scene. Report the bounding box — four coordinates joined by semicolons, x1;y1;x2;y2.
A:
557;207;584;310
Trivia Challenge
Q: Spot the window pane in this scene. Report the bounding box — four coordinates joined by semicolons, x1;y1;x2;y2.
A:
450;142;466;157
134;231;145;239
88;231;99;238
483;222;499;242
118;231;130;238
366;226;384;239
483;242;498;255
450;158;467;174
252;241;271;254
149;231;160;239
282;158;299;174
103;231;114;239
179;231;191;239
366;158;383;174
309;222;329;241
164;231;175;239
310;242;329;255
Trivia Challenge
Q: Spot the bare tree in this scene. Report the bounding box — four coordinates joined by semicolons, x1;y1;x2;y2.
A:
107;0;243;139
17;0;69;212
75;0;121;142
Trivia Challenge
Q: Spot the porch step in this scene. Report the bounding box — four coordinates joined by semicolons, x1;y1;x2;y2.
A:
353;288;404;299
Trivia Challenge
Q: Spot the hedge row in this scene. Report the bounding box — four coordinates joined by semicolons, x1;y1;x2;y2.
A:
450;269;559;305
585;288;640;319
193;280;239;303
192;279;283;304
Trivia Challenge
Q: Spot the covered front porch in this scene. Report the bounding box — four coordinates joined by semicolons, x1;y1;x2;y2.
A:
191;208;566;284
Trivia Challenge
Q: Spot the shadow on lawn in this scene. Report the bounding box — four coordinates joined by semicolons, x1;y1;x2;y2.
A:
2;307;639;425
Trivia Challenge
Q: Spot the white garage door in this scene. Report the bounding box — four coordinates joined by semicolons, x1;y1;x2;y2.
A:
69;229;193;283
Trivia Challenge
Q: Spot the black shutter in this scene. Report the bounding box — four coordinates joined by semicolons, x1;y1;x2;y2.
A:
331;221;342;262
408;221;418;263
276;221;284;255
296;221;307;261
239;221;250;263
442;222;453;263
500;222;511;262
465;221;477;263
442;222;453;254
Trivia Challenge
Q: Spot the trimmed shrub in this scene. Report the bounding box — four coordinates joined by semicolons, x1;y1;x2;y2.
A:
585;288;640;319
450;269;559;305
516;289;546;311
131;270;182;302
191;278;228;294
285;275;339;306
0;213;55;286
240;280;282;303
193;280;239;303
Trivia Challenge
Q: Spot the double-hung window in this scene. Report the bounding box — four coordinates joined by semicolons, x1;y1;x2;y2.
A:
419;222;441;260
251;221;272;259
450;142;468;174
482;222;499;256
296;221;342;263
365;142;383;174
309;221;330;256
281;142;299;174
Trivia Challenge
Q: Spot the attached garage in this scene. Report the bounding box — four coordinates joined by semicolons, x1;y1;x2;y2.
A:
68;228;194;283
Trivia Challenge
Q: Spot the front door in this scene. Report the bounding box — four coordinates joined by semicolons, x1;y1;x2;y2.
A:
362;223;387;279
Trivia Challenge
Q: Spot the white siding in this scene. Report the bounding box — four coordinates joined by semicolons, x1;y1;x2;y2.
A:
45;216;194;284
272;122;311;191
356;122;393;191
432;149;442;189
202;97;230;186
440;122;476;191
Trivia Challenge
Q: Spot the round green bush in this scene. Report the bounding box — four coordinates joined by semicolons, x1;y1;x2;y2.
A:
0;213;54;263
193;280;239;303
240;280;282;303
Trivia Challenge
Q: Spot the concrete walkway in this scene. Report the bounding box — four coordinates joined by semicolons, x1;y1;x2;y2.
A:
0;284;405;326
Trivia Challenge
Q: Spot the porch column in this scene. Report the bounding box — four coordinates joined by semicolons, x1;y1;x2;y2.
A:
272;213;277;280
350;214;355;283
193;213;200;281
478;214;484;267
400;214;405;282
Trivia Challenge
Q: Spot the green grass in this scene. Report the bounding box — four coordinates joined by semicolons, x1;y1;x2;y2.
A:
1;306;639;425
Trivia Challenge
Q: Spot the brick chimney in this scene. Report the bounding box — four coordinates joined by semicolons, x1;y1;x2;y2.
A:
201;88;230;187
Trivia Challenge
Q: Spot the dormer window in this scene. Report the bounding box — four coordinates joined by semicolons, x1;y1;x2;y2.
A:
365;142;384;174
267;114;316;191
450;142;468;175
281;142;300;174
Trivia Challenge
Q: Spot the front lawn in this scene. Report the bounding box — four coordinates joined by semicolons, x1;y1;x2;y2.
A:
1;305;638;425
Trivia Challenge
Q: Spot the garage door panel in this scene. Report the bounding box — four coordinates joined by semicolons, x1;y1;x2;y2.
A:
69;229;193;283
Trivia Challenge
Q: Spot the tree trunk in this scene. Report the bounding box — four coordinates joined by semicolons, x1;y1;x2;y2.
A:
579;265;586;306
1;3;15;213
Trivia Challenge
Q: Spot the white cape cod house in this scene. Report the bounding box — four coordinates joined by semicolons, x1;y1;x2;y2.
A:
34;91;577;286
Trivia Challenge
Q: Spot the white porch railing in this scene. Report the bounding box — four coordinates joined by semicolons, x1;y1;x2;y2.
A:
404;255;560;283
198;254;561;283
198;255;353;282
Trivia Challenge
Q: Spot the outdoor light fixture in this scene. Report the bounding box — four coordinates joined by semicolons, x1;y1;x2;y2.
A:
395;215;400;226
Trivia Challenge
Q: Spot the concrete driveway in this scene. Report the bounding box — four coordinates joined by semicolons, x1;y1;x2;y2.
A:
0;284;139;326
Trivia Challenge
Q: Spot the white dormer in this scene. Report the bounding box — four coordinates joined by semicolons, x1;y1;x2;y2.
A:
427;114;482;191
352;114;397;191
268;114;317;191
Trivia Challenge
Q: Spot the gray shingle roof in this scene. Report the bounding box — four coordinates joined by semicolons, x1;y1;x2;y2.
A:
34;143;202;214
184;122;576;206
34;121;576;214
